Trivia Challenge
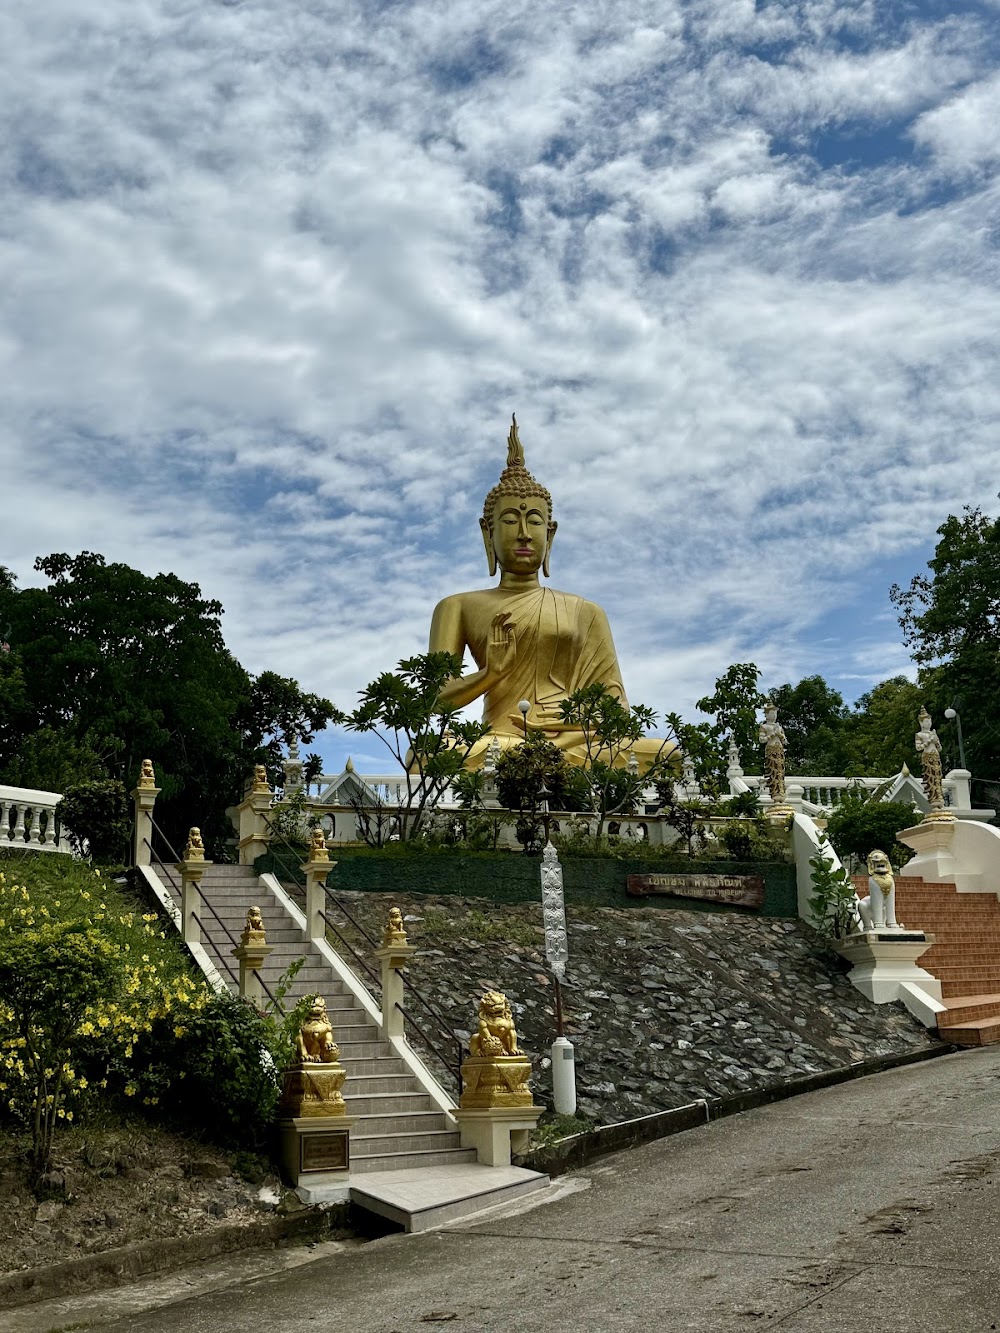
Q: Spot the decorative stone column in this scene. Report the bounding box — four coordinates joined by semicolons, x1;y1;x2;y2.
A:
236;766;273;865
277;997;357;1197
453;990;543;1168
302;826;334;945
374;907;417;1040
131;759;160;867
176;827;211;945
232;907;272;1005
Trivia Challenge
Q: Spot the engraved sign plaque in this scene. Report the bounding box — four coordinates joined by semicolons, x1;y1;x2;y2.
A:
300;1131;349;1174
625;872;765;909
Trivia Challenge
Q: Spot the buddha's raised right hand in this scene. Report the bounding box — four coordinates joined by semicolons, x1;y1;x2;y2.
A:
486;610;517;680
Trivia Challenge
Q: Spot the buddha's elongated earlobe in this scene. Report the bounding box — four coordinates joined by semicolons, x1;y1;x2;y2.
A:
542;521;557;579
480;517;498;577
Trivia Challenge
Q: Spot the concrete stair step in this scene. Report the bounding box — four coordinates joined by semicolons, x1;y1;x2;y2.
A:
348;1165;548;1233
353;1111;452;1136
342;1057;407;1077
344;1073;415;1094
350;1147;478;1174
941;981;1000;999
937;993;1000;1022
345;1092;435;1116
937;1016;1000;1047
351;1130;462;1155
332;1024;383;1045
338;1040;394;1059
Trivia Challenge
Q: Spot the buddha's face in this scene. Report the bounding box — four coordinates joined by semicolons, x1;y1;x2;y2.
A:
482;492;556;577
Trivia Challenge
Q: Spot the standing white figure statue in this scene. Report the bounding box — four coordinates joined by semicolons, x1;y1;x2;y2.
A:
915;707;948;819
855;849;899;931
759;703;789;807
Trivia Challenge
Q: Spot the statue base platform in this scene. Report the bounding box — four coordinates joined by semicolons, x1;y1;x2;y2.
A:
278;1062;348;1119
453;1105;544;1168
459;1055;534;1109
279;1113;358;1187
832;932;945;1029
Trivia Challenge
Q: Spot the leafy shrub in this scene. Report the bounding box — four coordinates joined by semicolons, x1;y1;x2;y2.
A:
57;779;129;862
825;786;915;870
808;832;859;939
0;857;209;1180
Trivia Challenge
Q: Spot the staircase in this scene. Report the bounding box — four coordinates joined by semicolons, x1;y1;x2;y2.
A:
159;864;476;1173
891;875;1000;1047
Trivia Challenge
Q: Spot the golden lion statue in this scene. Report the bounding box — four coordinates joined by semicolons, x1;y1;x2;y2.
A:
382;906;408;946
470;990;522;1058
295;996;340;1065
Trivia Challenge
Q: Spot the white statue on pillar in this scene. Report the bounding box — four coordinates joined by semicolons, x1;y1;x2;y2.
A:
855;849;900;931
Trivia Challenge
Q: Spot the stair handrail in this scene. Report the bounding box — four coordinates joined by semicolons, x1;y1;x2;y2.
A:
260;817;465;1091
145;819;277;1005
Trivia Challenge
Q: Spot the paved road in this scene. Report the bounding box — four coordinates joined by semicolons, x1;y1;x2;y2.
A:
9;1045;1000;1333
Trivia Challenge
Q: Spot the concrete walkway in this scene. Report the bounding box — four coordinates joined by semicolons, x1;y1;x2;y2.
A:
7;1045;1000;1333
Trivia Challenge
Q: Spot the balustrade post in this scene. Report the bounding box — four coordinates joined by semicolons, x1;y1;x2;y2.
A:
11;803;26;845
232;907;272;1005
131;760;161;867
374;908;416;1040
236;767;273;865
175;828;211;946
300;829;333;945
0;801;9;846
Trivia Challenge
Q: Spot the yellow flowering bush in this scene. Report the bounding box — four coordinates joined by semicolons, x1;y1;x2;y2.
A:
0;856;210;1178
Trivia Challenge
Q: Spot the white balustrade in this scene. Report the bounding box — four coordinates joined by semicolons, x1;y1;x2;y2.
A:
0;784;72;854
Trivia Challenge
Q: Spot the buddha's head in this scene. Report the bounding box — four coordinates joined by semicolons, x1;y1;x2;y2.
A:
481;416;557;577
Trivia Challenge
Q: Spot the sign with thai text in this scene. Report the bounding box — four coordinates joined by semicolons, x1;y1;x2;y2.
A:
300;1131;349;1173
625;872;765;909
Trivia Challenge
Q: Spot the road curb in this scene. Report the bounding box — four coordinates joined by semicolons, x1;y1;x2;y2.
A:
518;1040;958;1177
0;1204;352;1310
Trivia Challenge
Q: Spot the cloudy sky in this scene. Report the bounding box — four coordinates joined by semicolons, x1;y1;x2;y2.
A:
3;0;999;774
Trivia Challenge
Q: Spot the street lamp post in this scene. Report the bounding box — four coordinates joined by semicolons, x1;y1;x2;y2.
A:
944;706;967;771
518;698;530;742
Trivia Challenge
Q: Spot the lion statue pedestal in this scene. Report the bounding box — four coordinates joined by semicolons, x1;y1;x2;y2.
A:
277;997;357;1198
454;991;542;1167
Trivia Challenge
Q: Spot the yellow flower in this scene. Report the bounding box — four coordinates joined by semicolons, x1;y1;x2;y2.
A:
124;1083;137;1097
173;1025;186;1038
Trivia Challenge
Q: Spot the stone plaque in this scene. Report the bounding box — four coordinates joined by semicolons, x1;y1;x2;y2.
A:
300;1131;349;1174
625;872;765;909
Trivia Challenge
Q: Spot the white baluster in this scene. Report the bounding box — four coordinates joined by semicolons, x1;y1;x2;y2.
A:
0;801;9;845
43;810;56;847
28;807;41;844
12;803;26;845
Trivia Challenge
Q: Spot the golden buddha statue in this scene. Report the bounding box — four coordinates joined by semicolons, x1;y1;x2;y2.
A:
430;417;671;771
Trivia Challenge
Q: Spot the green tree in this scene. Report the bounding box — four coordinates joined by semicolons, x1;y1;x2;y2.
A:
891;506;1000;784
695;663;766;779
557;684;675;839
807;832;859;940
766;676;849;774
842;676;926;776
825;784;916;870
0;554;335;851
344;652;488;841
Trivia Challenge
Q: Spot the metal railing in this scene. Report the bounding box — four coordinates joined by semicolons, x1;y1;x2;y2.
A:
261;816;465;1092
145;819;276;1006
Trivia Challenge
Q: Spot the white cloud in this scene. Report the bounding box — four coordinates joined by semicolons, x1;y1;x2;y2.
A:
1;0;998;776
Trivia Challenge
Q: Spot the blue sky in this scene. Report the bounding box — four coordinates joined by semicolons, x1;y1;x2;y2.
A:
2;0;999;776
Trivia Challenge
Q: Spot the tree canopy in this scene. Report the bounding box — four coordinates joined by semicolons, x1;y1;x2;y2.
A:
0;552;335;850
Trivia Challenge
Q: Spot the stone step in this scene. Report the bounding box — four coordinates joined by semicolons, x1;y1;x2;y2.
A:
353;1110;452;1136
937;994;1000;1023
345;1091;435;1117
332;1024;384;1045
937;1016;1000;1047
344;1073;415;1095
341;1057;407;1077
351;1130;463;1156
348;1165;548;1233
350;1147;478;1174
941;979;1000;999
338;1040;394;1060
